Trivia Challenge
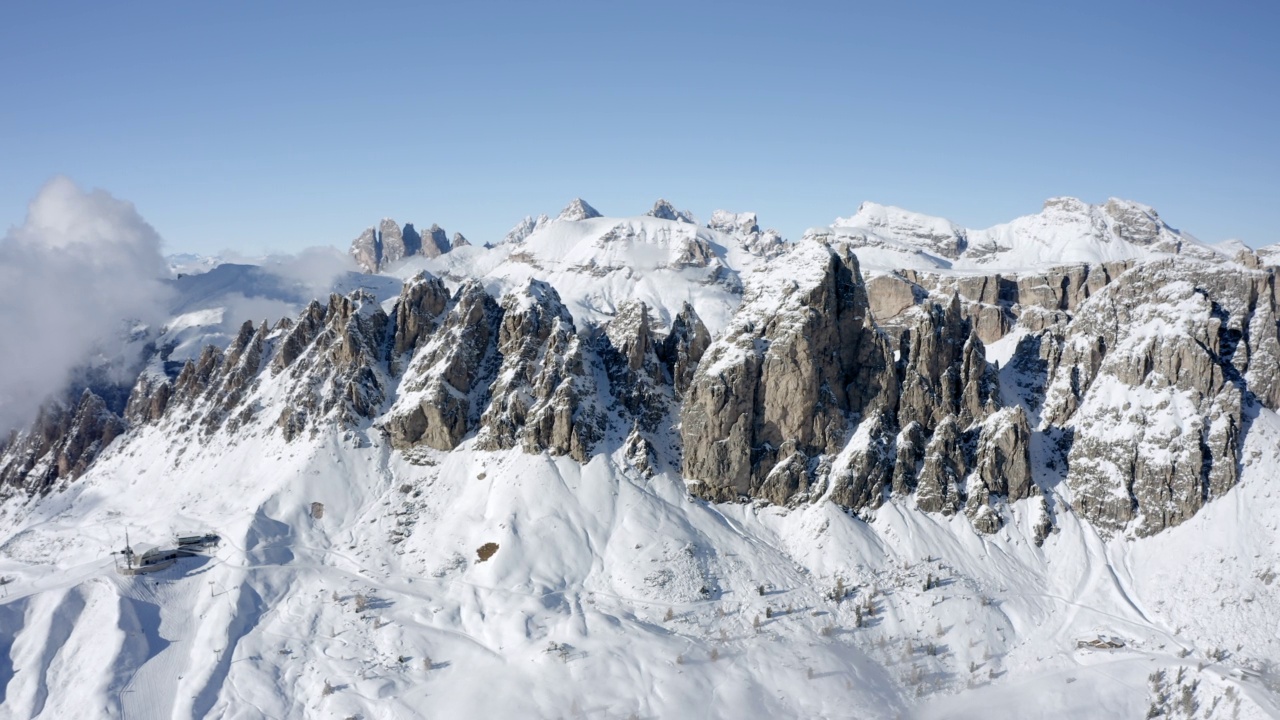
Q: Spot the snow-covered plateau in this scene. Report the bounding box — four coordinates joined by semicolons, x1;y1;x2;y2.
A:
2;197;1278;719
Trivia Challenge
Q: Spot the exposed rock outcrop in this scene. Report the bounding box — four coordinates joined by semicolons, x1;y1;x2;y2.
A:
350;227;381;275
681;241;897;502
648;199;696;224
390;272;451;369
385;281;503;451
707;210;788;259
0;389;127;494
1032;259;1277;536
656;302;711;398
681;240;1036;535
476;280;605;461
348;219;460;272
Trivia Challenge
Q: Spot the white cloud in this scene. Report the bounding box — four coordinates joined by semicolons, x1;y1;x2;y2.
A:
258;245;357;301
0;177;174;434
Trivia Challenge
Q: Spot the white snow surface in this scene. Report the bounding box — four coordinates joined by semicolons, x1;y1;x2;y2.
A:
388;213;776;335
812;197;1228;274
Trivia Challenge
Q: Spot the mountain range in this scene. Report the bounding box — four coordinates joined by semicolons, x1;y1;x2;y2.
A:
1;196;1278;719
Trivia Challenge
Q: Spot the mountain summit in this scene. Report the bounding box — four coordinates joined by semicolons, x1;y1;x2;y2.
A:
556;197;602;222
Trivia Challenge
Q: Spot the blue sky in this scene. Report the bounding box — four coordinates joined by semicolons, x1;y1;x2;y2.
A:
2;1;1276;253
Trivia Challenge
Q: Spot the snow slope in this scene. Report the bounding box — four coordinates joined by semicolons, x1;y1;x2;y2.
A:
811;197;1227;274
0;381;1277;718
388;211;780;336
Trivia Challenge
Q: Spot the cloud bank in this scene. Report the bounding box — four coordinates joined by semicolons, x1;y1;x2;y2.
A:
0;177;174;434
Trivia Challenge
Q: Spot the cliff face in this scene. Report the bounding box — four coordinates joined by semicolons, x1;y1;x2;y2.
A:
349;219;460;273
679;241;1030;534
1036;260;1278;536
680;241;1279;538
4;231;1277;542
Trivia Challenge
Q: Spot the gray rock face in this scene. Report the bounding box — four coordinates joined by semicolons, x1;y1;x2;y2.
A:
681;240;1036;535
422;224;450;258
864;274;920;326
386;281;503;451
973;406;1033;502
401;223;423;257
913;415;966;516
648;199;696;224
896;294;1001;433
124;375;171;425
600;301;669;433
966;406;1034;532
391;272;451;366
348;220;459;272
681;241;897;502
351;227;381;273
883;261;1134;345
1032;259;1279;536
476;280;606;462
0;390;125;494
657;302;711;398
380;218;408;265
672;236;716;268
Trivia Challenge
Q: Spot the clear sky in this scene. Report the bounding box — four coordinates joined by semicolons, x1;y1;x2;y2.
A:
2;1;1277;254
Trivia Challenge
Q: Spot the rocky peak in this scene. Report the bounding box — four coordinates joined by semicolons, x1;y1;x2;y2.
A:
350;226;380;273
401;223;423;257
385;280;504;451
648;199;696;224
897;294;1001;432
423;224;450;258
348;219;460;272
380;218;408;264
1102;198;1165;246
558;198;602;222
451;232;470;249
835;202;968;259
680;240;1031;534
0;389;126;495
503;214;551;245
476;280;606;461
600;301;670;432
708;209;787;259
1033;259;1277;536
680;241;896;502
391;272;451;363
708;209;759;236
657;302;711;398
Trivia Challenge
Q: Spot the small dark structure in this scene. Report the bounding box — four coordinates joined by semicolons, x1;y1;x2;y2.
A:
176;533;221;550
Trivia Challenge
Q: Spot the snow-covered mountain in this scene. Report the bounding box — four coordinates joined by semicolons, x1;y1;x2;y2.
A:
2;197;1279;719
810;196;1238;272
379;198;786;334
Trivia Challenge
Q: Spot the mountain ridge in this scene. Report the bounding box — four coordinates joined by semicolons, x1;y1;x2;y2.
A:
1;195;1278;718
